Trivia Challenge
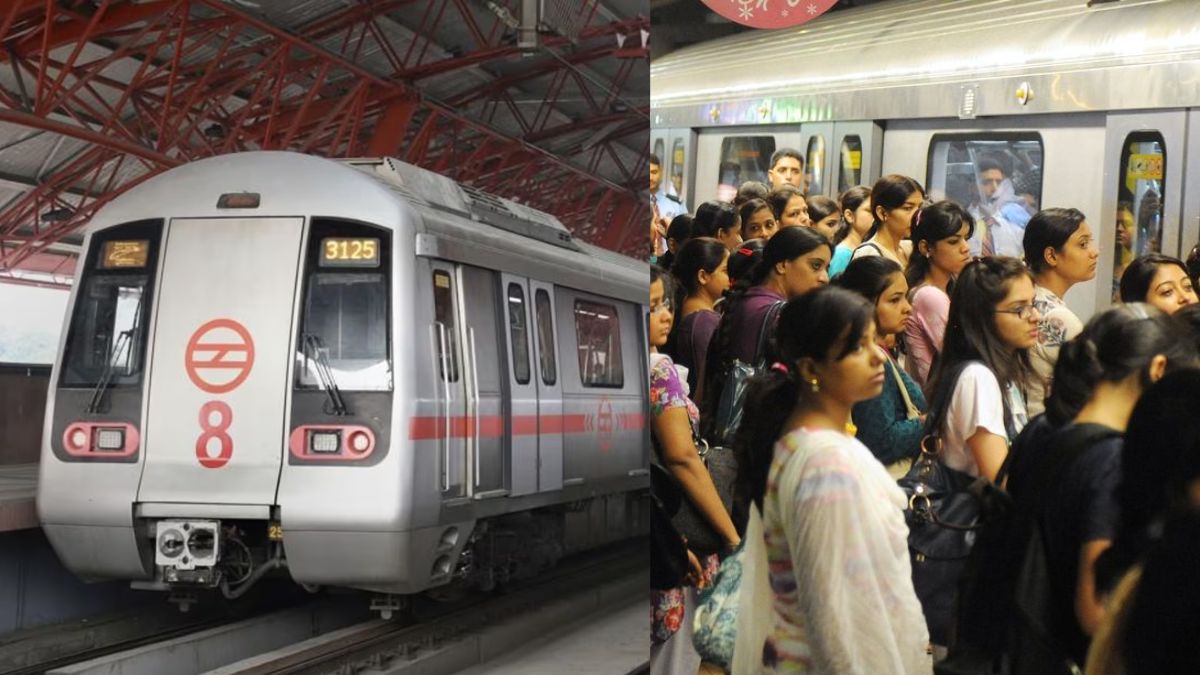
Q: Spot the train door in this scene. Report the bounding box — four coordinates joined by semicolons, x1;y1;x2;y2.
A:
833;122;884;194
1099;111;1186;314
501;274;537;497
430;262;468;499
137;217;303;506
665;129;698;207
458;265;505;498
529;282;563;492
800;123;834;198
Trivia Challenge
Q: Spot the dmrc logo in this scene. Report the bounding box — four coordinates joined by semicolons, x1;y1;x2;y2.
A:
185;319;255;469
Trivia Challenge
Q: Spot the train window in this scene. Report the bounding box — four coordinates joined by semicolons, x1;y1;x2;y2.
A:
1114;131;1166;300
535;289;557;385
654;138;665;166
60;220;161;388
838;135;862;193
717;136;775;201
806;135;825;195
573;299;623;388
431;269;459;383
926;133;1044;259
296;220;392;391
671;138;686;197
507;283;531;385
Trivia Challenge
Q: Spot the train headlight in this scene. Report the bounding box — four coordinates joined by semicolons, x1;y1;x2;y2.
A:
69;429;88;451
348;430;370;454
309;431;341;454
158;528;185;559
95;428;125;451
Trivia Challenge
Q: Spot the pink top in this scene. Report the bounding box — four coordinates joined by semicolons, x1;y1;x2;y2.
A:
903;284;950;392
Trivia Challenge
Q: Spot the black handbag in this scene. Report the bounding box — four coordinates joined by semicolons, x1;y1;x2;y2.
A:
651;431;734;557
650;463;690;590
899;434;1003;646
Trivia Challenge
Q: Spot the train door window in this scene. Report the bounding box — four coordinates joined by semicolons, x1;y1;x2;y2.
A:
507;283;531;385
573;299;623;388
926;133;1044;259
535;289;557;385
297;220;392;391
671;138;686;196
60;220;162;388
717;136;775;201
432;270;459;383
838;135;863;193
1114;132;1166;298
654;138;665;166
806;135;825;195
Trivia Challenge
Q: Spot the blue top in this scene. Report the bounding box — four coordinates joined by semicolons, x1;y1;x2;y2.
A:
828;245;854;278
852;357;927;465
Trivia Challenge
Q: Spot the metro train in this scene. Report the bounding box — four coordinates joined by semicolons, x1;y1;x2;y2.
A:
36;151;649;609
651;0;1200;323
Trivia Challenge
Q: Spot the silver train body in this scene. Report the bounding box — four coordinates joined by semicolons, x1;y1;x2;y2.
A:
37;151;649;598
652;0;1200;323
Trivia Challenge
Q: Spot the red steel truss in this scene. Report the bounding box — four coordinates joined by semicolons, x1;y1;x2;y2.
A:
0;0;650;285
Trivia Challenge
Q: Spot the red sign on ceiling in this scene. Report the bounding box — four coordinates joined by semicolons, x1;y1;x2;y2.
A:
701;0;837;30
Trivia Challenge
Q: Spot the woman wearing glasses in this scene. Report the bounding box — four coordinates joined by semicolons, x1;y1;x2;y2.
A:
649;266;740;675
924;256;1039;483
917;257;1039;646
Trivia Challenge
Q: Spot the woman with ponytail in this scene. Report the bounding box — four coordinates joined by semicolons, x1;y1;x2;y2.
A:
667;237;730;400
1003;304;1196;668
903;201;975;391
701;227;831;430
850;174;924;268
734;286;930;673
835;256;927;473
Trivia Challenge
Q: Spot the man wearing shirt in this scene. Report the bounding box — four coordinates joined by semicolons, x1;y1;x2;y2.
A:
650;153;687;263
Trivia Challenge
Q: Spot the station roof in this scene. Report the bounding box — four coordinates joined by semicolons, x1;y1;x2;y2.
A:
0;0;650;288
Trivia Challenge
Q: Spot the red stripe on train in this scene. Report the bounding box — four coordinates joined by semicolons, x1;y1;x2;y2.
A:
407;412;641;440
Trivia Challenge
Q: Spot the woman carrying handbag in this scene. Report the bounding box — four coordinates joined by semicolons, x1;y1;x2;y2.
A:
650;266;740;675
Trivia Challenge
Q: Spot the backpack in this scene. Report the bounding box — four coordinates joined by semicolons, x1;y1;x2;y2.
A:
709;301;782;447
936;419;1118;675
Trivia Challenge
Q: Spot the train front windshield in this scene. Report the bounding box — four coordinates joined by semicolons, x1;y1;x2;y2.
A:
59;220;161;388
295;219;392;392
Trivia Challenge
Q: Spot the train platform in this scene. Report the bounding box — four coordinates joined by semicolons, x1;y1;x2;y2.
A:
0;464;37;532
452;597;646;675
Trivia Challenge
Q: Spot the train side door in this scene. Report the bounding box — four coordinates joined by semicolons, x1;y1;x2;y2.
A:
501;275;537;497
1099;111;1186;315
832;121;884;193
530;281;563;493
431;263;468;499
138;217;303;506
800;123;834;197
458;265;505;498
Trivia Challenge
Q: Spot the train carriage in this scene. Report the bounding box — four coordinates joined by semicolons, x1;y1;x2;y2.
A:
37;151;649;603
652;0;1200;323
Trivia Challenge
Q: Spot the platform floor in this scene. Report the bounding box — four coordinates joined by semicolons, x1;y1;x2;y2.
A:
453;598;646;675
0;464;37;532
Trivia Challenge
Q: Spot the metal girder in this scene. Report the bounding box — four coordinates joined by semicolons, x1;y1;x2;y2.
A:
0;0;650;277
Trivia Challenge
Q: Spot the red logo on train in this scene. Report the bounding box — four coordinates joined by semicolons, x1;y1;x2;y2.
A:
185;318;256;394
596;398;614;452
185;319;254;469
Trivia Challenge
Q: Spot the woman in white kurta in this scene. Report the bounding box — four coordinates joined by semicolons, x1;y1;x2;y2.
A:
731;286;930;674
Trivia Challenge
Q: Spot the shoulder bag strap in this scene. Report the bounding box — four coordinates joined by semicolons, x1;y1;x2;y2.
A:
753;301;784;367
888;355;922;420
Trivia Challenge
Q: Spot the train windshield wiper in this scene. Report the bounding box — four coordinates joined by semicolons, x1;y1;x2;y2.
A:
302;333;349;416
86;292;144;414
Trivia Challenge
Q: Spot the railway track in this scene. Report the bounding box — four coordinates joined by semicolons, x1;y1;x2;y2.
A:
42;538;647;675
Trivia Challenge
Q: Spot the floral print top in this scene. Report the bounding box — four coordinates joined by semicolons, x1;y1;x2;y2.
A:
1028;285;1084;416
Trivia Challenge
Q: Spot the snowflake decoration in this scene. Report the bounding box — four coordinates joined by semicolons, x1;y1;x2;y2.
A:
807;3;818;14
738;0;754;19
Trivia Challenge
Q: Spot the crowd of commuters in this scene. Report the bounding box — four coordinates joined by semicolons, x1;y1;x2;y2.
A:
648;148;1200;674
